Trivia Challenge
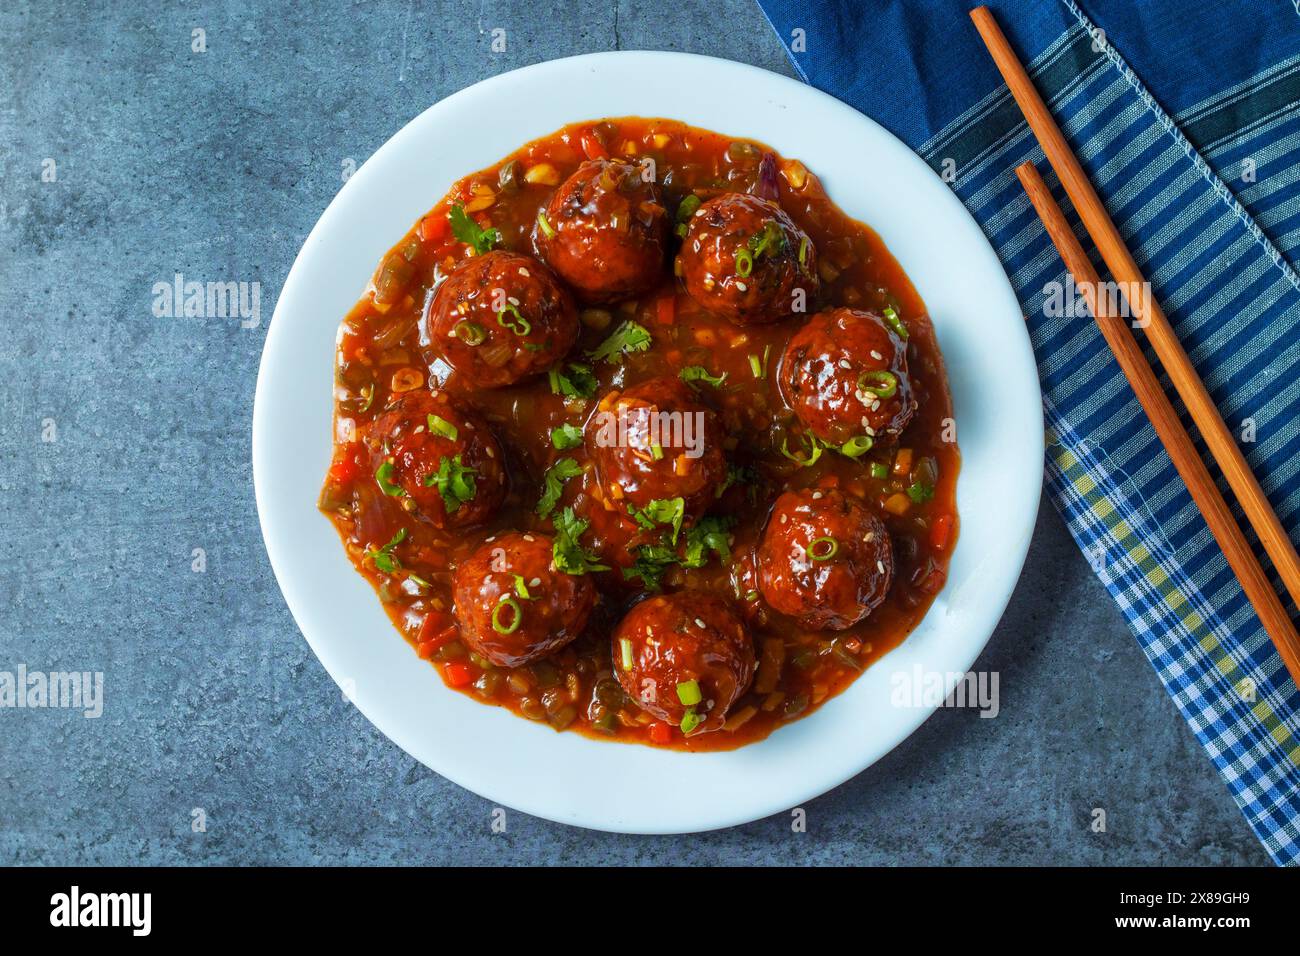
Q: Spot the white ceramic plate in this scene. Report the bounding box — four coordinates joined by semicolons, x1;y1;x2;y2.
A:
254;51;1042;833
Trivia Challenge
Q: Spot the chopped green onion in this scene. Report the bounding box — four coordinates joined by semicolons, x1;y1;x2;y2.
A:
452;320;486;346
620;638;634;671
375;461;404;496
869;462;889;480
427;413;458;441
491;596;522;634
734;247;753;278
806;536;839;561
840;435;874;458
676;679;702;706
676;194;701;221
650;442;664;460
497;302;532;337
857;369;897;399
881;306;909;340
536;210;556;239
798;235;810;268
780;433;823;467
748;354;763;378
680;710;702;734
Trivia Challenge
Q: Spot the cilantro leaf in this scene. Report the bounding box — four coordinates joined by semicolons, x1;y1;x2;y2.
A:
627;497;685;544
550;423;584;450
622;542;679;591
682;516;734;568
536;457;583;518
423;454;477;513
552;507;610;575
587;320;652;365
680;365;728;389
448;203;501;256
366;527;408;574
548;362;599;399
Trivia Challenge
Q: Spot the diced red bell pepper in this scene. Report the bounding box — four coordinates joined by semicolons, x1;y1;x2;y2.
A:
443;661;476;688
929;513;954;553
648;722;673;745
580;131;609;160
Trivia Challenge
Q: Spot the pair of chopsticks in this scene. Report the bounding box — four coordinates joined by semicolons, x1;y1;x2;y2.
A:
970;7;1300;687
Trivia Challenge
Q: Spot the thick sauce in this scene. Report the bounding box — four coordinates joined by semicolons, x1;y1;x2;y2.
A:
319;117;959;751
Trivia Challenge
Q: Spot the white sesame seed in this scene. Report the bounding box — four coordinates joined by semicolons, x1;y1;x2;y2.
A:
861;416;871;429
507;296;520;306
838;359;852;370
518;267;531;277
530;577;541;587
870;350;883;360
694;618;706;629
876;560;885;574
864;531;875;542
812;491;823;500
735;281;748;292
485;446;494;457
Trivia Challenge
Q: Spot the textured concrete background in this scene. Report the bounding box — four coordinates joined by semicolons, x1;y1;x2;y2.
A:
0;0;1269;865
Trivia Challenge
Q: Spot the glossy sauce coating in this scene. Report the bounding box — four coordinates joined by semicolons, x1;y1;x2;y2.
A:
534;159;670;303
453;532;595;667
320;117;960;751
613;592;755;734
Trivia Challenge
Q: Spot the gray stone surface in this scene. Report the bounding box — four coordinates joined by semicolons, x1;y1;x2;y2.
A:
0;0;1270;865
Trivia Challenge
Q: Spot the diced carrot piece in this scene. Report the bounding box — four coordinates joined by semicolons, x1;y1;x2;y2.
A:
443;661;476;687
893;447;913;476
930;513;954;552
656;292;675;326
419;214;449;243
648;722;673;745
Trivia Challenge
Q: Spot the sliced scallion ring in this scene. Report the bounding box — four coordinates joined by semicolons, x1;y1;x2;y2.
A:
734;247;753;278
452;320;487;346
676;194;701;222
680;710;702;734
537;210;556;239
497;303;532;337
619;637;634;671
857;369;897;399
491;596;522;634
806;536;839;561
840;435;874;458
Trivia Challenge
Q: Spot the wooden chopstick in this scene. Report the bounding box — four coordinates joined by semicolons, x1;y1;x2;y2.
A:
1016;161;1300;685
970;5;1300;618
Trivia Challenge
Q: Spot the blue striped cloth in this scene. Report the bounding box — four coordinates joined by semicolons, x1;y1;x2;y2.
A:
755;0;1300;865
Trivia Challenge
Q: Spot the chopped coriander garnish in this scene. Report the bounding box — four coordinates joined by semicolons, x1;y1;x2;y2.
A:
552;507;610;575
536;458;583;518
906;480;935;504
680;365;727;389
682;515;733;568
448;203;501;255
550;423;583;450
427;413;458;441
627;497;685;544
375;461;405;497
623;542;679;591
423;454;477;513
548;362;599;399
365;527;407;573
587;320;652;365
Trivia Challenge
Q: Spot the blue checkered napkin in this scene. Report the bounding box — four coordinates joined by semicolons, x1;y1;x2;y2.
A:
755;0;1300;864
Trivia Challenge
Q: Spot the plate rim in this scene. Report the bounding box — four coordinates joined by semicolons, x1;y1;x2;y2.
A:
253;49;1043;834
